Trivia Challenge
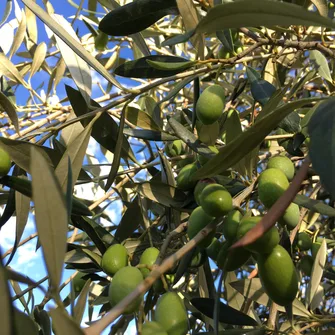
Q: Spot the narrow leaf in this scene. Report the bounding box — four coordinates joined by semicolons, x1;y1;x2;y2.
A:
0;258;14;335
74;279;91;324
310;50;333;84
49;308;85;335
146;59;196;72
114;55;190;78
125;105;160;131
55;121;93;192
306;238;327;307
9;9;26;59
0;53;27;87
29;42;47;80
115;196;144;243
293;194;335;217
0;91;20;134
31;147;68;291
105;105;126;191
196;0;335;33
135;181;187;208
191;297;258;326
53;14;92;105
308;98;335;198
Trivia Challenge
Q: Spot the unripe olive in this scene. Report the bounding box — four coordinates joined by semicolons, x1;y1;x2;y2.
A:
101;244;128;276
196;85;226;125
258;168;289;208
176;163;198;191
0;148;11;176
296;232;312;251
72;271;88;293
217;241;250;271
237;216;279;254
267;155;295;181
278;203;300;231
165;140;183;157
199;184;233;217
299;255;314;276
194;178;216;205
187;206;215;248
155;292;188;335
108;266;143;314
206;237;223;261
218;47;231;59
139;247;160;278
257;245;298;306
222;210;243;241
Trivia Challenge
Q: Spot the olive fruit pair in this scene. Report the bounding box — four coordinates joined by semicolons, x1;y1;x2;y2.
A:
258;155;299;230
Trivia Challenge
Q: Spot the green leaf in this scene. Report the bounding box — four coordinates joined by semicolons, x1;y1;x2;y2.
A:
114;55;191;78
196;0;335;33
73;279;92;324
0;258;14;335
0;91;20;134
6;174;30;266
0;187;15;229
278;111;301;134
0;0;12;26
158;76;197;106
99;0;178;36
191;297;258;326
135;181;187;208
216;29;235;53
31;147;68;291
123;128;177;141
71;216;109;255
125;105;160;131
308;97;335;198
65;85;136;162
105;105;126;191
115;196;144;243
310;50;333;84
293;194;335;217
193;96;324;180
53;14;92;105
146;59;196;72
161;29;195;47
250;79;276;107
49;308;85;335
306;238;327;307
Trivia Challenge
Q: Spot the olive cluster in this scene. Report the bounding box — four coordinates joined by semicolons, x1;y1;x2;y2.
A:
93;244;188;335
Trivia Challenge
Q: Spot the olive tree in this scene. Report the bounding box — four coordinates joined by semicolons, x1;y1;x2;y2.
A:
0;0;335;334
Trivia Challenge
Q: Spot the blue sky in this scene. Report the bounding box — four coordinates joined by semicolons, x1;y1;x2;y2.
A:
0;0;143;333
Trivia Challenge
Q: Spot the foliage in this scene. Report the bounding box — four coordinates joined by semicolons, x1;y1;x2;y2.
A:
0;0;335;334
